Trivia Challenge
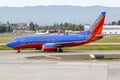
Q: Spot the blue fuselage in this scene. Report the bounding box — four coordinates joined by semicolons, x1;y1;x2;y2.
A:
6;30;91;48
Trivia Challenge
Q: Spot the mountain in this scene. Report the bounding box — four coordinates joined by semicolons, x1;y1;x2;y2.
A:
0;5;120;25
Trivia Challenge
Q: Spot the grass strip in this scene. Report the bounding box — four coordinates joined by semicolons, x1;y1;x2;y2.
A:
64;45;120;50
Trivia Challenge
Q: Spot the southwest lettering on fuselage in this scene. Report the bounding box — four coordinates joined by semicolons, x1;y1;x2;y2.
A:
6;12;106;53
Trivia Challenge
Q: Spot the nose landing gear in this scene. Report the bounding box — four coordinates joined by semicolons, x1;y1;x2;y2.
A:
17;50;20;53
58;48;63;52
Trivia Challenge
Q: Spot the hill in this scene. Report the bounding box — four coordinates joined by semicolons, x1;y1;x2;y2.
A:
0;5;120;25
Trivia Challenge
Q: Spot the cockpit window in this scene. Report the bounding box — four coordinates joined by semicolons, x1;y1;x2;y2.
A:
12;39;17;42
11;38;18;42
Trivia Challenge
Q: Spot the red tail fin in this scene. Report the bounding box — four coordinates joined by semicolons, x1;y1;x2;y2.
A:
86;12;106;42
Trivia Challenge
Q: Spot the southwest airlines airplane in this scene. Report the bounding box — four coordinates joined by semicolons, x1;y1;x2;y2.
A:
6;12;106;53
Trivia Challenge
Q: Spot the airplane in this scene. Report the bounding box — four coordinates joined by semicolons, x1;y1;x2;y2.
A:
6;12;106;53
35;30;62;35
35;30;49;35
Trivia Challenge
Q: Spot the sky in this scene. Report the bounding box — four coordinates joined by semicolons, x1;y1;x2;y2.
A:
0;0;119;7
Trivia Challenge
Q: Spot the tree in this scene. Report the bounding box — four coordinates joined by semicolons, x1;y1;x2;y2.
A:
117;20;120;25
29;22;35;31
111;21;117;25
6;26;13;32
0;26;6;33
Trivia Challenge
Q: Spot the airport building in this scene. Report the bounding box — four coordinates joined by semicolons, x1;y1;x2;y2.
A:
84;25;120;34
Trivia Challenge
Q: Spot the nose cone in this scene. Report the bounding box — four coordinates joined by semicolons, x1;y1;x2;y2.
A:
6;42;13;48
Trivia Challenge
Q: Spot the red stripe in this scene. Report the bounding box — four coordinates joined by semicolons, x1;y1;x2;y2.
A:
13;43;43;50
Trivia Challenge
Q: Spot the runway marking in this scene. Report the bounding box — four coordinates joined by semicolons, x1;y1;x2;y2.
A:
89;54;96;59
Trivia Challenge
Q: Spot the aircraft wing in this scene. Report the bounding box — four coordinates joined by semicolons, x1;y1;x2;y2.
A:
42;41;88;51
54;40;88;47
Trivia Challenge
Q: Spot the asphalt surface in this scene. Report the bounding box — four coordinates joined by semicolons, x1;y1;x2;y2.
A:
0;50;120;61
0;50;120;80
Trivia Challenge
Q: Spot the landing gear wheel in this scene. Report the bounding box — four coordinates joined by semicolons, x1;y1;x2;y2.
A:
17;50;20;53
54;48;58;52
58;48;63;52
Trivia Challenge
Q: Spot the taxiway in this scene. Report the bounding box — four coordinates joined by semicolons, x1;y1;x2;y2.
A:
0;50;120;80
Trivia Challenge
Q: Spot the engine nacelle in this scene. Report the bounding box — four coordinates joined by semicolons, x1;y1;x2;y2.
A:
42;43;56;52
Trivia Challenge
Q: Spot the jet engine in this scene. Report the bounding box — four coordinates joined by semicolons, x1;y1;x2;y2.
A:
42;43;56;52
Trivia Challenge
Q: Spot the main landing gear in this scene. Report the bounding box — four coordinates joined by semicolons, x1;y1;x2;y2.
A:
55;48;63;52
